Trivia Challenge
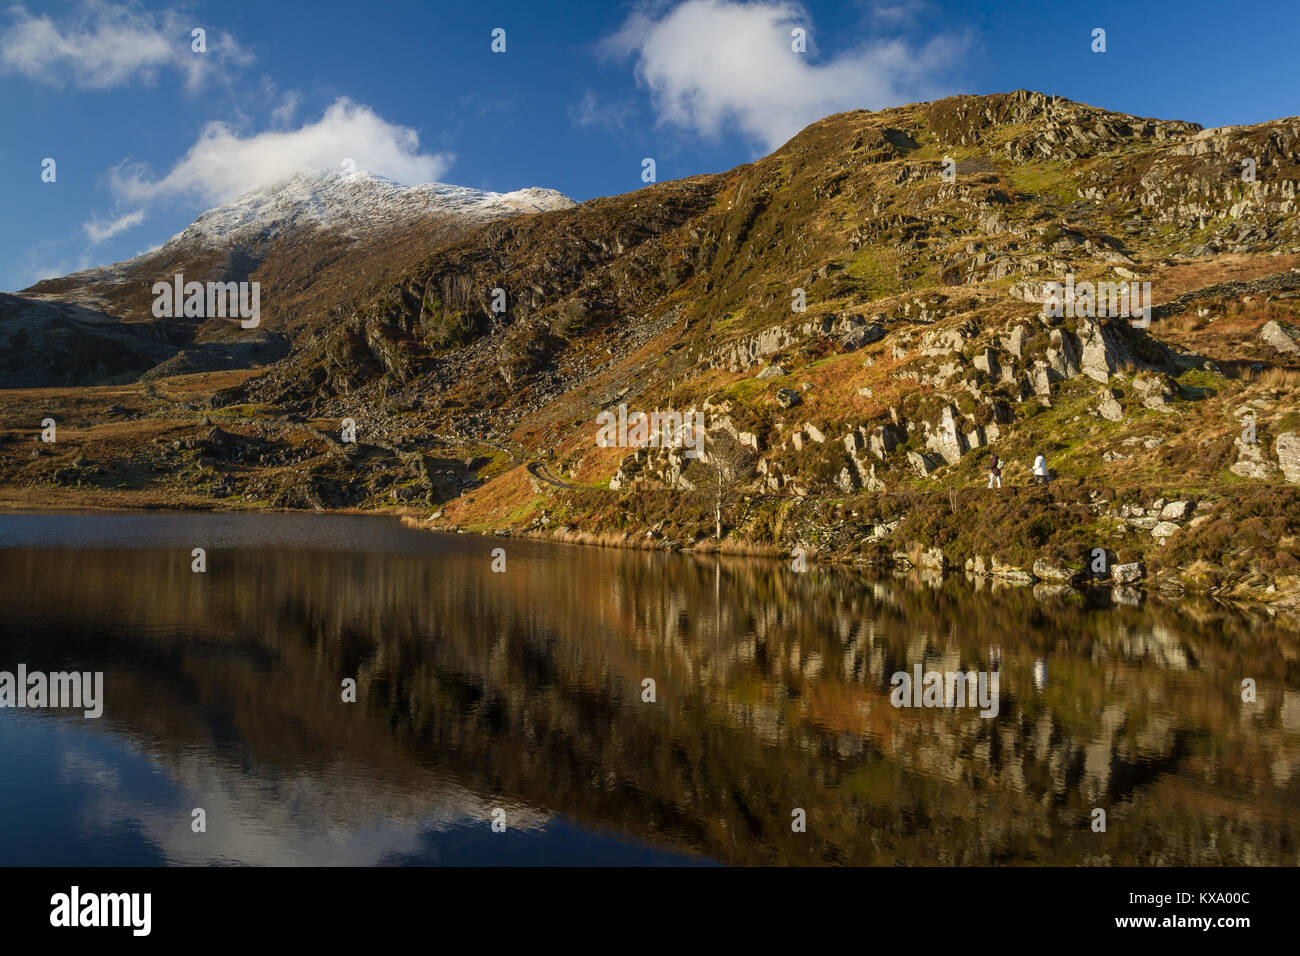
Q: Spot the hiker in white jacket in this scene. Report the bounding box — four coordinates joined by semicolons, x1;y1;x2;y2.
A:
1032;453;1048;485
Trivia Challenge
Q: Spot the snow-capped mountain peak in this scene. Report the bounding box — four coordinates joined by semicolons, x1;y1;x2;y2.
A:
164;168;575;251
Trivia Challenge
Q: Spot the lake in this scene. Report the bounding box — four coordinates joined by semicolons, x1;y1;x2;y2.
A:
1;512;1297;866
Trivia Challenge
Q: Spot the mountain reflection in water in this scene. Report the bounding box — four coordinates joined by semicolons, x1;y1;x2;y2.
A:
1;512;1297;866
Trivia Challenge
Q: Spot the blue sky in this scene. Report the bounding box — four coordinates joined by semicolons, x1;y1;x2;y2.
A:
2;0;1297;292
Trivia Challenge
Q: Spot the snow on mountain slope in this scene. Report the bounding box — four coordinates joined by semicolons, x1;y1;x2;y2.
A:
166;168;576;251
37;169;576;289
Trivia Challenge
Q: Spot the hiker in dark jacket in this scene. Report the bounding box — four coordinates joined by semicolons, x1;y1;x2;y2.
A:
987;453;1002;489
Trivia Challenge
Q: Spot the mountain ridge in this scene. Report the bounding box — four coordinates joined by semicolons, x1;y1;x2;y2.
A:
5;168;575;386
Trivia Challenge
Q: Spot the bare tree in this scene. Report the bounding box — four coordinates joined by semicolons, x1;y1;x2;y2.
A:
701;432;757;540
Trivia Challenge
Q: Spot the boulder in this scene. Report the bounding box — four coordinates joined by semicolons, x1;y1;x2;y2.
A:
1276;432;1300;483
1159;500;1193;521
755;364;786;380
1046;328;1080;379
906;450;945;477
925;404;969;465
919;547;947;571
1260;320;1300;355
1112;561;1145;584
1132;373;1177;410
776;387;801;409
1230;437;1280;480
1076;316;1135;383
1032;558;1081;584
840;323;885;351
1097;388;1125;422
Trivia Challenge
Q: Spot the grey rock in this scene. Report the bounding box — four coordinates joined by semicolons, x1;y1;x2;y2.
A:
776;387;801;409
906;450;945;476
1260;320;1300;355
1097;388;1125;421
973;348;1001;378
1033;558;1081;583
1276;432;1300;483
1046;328;1080;379
925;404;969;465
869;424;903;460
1112;561;1145;584
1076;316;1135;383
1230;437;1280;479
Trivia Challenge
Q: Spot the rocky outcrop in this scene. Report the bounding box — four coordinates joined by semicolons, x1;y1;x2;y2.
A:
924;405;969;465
1277;433;1300;483
1260;320;1300;356
1076;316;1135;383
1231;436;1281;480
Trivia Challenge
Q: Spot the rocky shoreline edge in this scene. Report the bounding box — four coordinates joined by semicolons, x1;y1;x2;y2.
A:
403;487;1300;622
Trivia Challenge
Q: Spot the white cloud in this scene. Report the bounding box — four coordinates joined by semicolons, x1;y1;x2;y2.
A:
83;208;146;243
0;0;249;91
569;90;635;132
606;0;968;150
109;98;455;206
269;88;300;127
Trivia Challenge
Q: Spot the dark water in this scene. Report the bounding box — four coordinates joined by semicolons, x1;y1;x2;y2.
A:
0;512;1297;866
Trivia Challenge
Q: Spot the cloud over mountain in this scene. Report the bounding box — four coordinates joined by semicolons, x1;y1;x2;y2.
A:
606;0;967;149
107;98;455;207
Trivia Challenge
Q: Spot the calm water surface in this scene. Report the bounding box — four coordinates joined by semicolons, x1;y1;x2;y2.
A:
0;512;1297;866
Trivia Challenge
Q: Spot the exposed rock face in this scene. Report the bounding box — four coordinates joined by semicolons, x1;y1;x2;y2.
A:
1046;328;1080;379
973;348;1001;378
919;547;946;571
1259;320;1299;355
1276;432;1300;483
925;405;969;465
0;293;181;387
907;450;945;477
1003;323;1031;359
721;327;797;371
1076;317;1135;383
868;424;903;460
1230;437;1281;480
714;314;884;372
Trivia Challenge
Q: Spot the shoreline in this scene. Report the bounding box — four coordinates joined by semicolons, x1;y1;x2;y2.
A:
0;492;1294;619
